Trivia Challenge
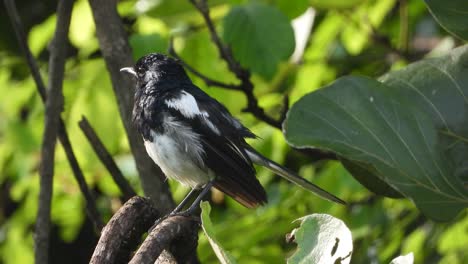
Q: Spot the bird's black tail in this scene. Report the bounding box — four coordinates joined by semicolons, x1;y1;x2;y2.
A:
245;149;346;205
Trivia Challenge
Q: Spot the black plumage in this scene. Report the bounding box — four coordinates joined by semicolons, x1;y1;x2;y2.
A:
122;53;344;210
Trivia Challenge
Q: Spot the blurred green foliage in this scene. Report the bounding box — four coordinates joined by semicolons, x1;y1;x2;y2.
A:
0;0;466;263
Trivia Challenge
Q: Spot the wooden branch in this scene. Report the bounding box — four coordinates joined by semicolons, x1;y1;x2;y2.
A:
90;197;160;264
88;0;175;214
34;1;74;263
78;116;137;201
4;0;104;233
129;215;200;264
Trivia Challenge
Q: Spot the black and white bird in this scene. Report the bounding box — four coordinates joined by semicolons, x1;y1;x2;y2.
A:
121;53;344;214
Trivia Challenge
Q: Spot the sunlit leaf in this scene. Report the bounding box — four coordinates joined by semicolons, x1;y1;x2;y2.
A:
438;214;468;253
28;15;56;56
69;0;98;55
309;0;366;9
287;214;353;264
341;0;396;55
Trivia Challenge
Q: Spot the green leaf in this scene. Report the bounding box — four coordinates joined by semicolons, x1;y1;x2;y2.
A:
287;214;353;264
424;0;468;40
437;214;468;253
28;15;56;56
143;0;231;19
341;0;396;55
269;0;309;18
69;0;98;56
200;202;236;264
309;0;366;9
222;3;295;79
340;159;402;198
284;45;468;221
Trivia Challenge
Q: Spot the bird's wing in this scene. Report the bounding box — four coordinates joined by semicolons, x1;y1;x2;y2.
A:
164;88;267;208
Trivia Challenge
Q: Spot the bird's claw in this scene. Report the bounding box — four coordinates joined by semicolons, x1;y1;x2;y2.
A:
148;209;200;233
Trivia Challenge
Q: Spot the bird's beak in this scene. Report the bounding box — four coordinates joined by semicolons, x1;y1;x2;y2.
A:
120;67;137;77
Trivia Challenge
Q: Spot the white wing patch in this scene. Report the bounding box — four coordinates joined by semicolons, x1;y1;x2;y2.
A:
166;90;201;118
165;90;221;135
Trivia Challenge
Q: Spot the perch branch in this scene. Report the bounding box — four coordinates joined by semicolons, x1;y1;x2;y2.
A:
4;0;104;232
79;116;137;201
90;196;160;264
129;215;200;264
34;0;74;263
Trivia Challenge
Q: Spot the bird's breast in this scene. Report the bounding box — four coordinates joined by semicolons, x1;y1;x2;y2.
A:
143;129;214;189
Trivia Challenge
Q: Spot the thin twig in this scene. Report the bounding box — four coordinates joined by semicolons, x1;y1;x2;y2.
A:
79;116;137;201
168;39;240;90
90;197;160;264
129;215;200;264
4;0;104;232
188;0;284;129
34;1;74;263
58;119;104;231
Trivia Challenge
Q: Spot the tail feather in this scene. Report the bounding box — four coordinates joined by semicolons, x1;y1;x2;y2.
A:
246;149;346;205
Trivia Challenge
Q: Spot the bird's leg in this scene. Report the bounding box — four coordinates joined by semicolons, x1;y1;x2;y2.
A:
150;181;214;231
171;187;199;214
180;180;214;216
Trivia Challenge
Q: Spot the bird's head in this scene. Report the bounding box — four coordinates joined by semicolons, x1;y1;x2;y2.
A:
120;53;189;88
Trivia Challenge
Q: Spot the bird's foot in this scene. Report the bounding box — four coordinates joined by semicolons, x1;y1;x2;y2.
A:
149;208;200;233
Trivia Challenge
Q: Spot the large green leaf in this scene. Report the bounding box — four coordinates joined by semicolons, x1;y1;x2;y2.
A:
200;202;236;264
424;0;468;40
287;214;353;264
284;45;468;221
222;3;295;79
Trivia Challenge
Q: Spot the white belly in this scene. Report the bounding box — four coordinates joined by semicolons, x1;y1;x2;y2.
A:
144;133;214;188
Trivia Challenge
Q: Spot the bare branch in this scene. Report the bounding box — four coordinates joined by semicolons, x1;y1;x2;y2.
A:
88;0;175;214
129;215;199;264
3;0;47;101
58;120;105;231
79;116;137;201
4;0;104;233
90;197;160;264
168;39;240;91
34;1;74;263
